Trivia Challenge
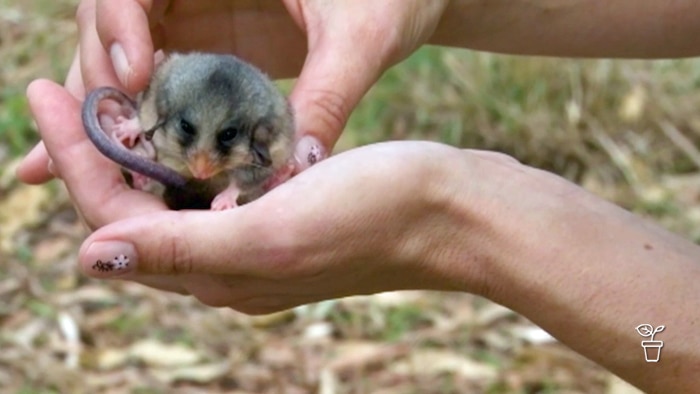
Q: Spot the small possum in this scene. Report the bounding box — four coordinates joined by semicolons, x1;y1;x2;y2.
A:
82;53;295;210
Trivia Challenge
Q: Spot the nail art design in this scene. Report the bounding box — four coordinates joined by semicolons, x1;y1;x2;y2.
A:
294;136;326;170
113;254;130;269
92;254;131;272
92;260;112;272
307;144;322;165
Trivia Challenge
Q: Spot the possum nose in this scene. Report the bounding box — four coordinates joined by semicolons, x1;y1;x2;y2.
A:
188;152;218;179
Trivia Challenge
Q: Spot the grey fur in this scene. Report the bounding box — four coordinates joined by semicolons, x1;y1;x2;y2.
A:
82;53;294;210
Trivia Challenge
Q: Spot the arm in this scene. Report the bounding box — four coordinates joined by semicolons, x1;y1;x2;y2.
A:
72;140;700;391
433;151;700;391
432;0;700;57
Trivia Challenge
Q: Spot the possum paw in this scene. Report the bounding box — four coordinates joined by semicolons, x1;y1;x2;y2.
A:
112;116;143;149
211;184;240;211
130;172;153;191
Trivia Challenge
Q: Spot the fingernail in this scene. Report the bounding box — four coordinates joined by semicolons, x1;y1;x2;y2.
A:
293;135;327;171
82;241;136;277
153;49;165;66
110;43;131;88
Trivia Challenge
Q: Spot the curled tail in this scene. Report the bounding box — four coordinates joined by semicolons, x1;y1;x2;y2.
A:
81;87;188;189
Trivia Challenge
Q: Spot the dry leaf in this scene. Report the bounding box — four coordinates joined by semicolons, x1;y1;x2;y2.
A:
618;85;647;122
96;348;130;370
327;341;408;378
392;350;497;381
303;321;334;341
510;325;556;345
128;339;202;367
0;184;51;252
151;361;231;384
606;374;644;394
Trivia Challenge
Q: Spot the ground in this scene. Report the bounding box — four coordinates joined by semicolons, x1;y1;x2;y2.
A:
3;1;700;393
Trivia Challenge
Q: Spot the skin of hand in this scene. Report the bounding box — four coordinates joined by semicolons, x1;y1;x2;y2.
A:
16;0;450;184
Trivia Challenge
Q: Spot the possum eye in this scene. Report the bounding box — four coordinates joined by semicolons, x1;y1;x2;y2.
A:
179;119;196;135
217;127;239;145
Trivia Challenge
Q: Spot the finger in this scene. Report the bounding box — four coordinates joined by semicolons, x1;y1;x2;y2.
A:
77;202;289;279
27;79;166;228
288;32;385;173
16;50;85;186
96;0;155;92
15;142;54;184
77;0;123;91
64;47;86;99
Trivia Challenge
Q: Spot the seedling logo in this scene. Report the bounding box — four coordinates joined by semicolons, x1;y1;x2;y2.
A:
635;324;665;362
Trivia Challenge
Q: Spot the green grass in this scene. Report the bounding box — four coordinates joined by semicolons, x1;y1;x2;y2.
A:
0;88;34;155
0;0;76;156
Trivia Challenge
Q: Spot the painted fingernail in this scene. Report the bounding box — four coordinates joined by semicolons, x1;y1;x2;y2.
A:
293;135;327;171
110;43;131;88
82;241;136;277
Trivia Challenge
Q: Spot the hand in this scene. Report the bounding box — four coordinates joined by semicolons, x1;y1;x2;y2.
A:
17;0;450;184
75;140;502;314
26;76;492;302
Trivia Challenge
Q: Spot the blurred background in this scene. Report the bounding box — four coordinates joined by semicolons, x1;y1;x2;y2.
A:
2;1;700;393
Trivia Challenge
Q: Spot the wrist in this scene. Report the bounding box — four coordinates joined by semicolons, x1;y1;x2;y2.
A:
418;150;587;298
405;149;530;294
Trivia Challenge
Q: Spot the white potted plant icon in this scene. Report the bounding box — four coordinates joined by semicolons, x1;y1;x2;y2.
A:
636;324;665;362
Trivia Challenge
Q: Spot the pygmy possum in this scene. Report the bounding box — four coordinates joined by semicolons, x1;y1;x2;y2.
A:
82;52;296;210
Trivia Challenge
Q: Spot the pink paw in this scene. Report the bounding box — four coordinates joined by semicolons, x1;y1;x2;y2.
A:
130;172;153;191
211;185;240;211
112;116;143;149
131;137;157;161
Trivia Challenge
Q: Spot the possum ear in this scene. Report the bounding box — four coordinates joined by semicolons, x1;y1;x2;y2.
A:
251;139;272;166
251;126;272;166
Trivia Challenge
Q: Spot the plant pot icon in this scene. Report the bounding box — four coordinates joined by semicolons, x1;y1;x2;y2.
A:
636;324;665;363
641;340;663;362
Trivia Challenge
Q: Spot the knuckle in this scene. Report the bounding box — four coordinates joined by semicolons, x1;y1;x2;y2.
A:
306;88;350;135
152;230;195;275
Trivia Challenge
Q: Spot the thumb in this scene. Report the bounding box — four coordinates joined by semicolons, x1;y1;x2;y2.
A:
289;37;385;173
78;208;279;279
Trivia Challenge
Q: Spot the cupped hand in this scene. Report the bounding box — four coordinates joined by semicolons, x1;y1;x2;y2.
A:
17;0;450;184
26;76;490;302
75;140;503;314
